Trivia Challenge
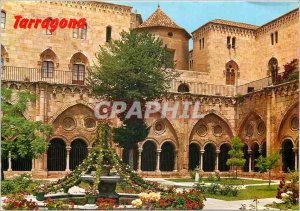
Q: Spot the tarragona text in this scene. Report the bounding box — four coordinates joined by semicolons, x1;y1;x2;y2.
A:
14;16;86;32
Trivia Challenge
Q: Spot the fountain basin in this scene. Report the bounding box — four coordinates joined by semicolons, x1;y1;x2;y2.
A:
80;174;121;201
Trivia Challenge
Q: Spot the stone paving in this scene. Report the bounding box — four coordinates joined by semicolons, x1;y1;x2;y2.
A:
203;197;282;210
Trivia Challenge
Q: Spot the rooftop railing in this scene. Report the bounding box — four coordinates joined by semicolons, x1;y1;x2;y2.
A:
1;66;297;96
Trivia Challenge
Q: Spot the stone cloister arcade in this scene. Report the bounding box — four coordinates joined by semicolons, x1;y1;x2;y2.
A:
1;81;299;178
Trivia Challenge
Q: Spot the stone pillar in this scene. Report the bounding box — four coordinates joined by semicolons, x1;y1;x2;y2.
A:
36;82;46;122
215;150;220;172
31;158;35;171
173;150;178;172
293;148;298;170
66;146;71;172
156;149;161;172
137;148;142;172
8;151;12;171
248;150;252;172
200;150;204;172
88;147;92;153
120;148;124;161
279;148;284;172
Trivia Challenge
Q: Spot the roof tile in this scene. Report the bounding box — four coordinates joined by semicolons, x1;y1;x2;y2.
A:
138;7;182;29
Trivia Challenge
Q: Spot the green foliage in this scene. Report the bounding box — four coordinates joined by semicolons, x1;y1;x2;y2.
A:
255;152;279;173
113;119;150;148
87;30;177;101
195;183;239;196
287;170;299;184
87;30;178;146
189;171;196;180
44;198;74;210
1;174;37;195
226;137;245;178
1;88;52;162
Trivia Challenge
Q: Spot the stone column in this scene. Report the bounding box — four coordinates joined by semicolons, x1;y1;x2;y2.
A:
173;150;178;172
279;148;284;172
137;148;142;172
88;147;92;153
8;151;12;171
31;158;35;171
120;147;124;161
37;83;46;122
293;148;298;170
215;150;220;172
200;150;205;172
156;149;161;172
248;150;252;172
66;146;71;172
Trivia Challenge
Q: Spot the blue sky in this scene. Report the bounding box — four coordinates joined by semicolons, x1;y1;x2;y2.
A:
110;1;298;33
109;1;298;48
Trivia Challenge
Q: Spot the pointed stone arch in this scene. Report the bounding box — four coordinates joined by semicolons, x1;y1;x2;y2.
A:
189;110;234;140
238;111;266;148
189;112;234;150
277;101;299;146
40;48;59;64
49;102;95;124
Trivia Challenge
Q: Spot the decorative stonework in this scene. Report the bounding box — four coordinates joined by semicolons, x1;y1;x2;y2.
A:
45;0;132;14
256;9;298;36
84;118;96;130
245;124;254;137
154;121;166;134
257;121;266;135
290;116;299;131
63;117;76;131
197;124;208;136
213;125;223;136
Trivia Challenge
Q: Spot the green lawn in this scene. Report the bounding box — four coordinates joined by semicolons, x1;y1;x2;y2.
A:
265;202;299;210
205;185;277;201
167;178;272;185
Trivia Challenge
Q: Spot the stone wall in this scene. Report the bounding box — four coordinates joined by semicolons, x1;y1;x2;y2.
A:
2;80;298;178
191;9;299;86
1;1;132;69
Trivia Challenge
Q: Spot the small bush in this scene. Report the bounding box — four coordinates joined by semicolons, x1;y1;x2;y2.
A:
207;173;215;181
195;183;239;196
147;189;206;210
1;174;37;195
189;171;196;180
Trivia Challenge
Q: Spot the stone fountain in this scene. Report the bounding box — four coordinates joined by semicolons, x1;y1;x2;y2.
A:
80;168;120;201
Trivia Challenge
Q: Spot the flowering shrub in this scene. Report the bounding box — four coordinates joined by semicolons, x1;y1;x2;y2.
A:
44;198;74;210
2;193;38;210
2;174;37;195
146;190;205;210
195;183;239;196
131;199;143;208
276;178;299;205
96;198;118;210
85;185;99;196
276;59;299;84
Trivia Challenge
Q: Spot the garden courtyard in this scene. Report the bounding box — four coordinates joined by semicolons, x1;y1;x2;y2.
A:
1;172;299;210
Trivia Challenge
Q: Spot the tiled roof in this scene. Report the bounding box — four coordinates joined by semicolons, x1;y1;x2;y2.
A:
138;7;182;29
210;19;259;30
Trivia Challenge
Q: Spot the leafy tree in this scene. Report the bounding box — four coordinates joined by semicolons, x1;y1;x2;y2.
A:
255;152;279;188
1;88;52;180
87;30;177;147
226;136;246;179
